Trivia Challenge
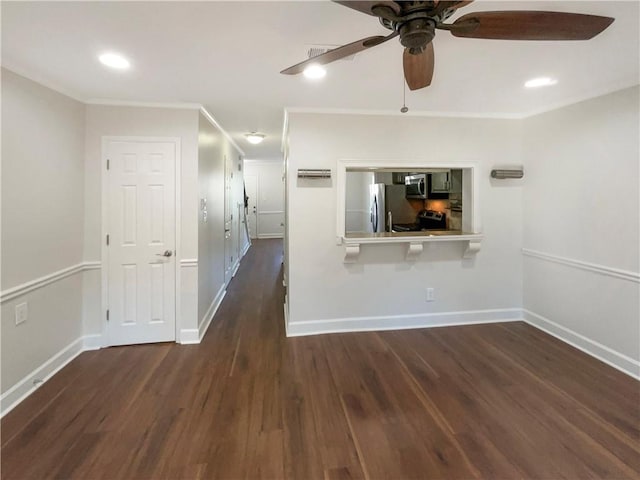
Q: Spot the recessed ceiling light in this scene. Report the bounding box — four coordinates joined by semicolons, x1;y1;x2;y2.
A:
303;64;327;80
245;132;266;145
99;52;131;70
524;77;557;88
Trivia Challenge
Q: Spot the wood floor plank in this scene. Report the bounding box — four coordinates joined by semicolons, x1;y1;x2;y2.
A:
2;239;639;479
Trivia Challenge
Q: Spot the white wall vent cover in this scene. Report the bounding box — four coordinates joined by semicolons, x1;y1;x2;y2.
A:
306;45;356;61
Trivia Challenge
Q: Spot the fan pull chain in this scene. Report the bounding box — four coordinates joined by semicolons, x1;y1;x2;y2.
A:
400;79;408;113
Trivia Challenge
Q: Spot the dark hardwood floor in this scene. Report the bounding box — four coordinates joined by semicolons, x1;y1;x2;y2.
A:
2;239;639;479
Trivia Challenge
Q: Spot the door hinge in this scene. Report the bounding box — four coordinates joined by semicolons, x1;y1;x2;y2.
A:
106;309;110;321
106;234;110;246
106;159;110;170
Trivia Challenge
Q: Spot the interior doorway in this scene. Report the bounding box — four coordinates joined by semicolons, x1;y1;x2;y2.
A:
103;137;179;346
244;174;258;239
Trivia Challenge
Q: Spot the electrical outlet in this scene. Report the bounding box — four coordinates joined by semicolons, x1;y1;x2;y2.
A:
426;288;435;302
15;302;28;325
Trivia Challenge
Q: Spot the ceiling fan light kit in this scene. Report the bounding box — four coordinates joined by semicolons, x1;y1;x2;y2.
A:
281;1;614;92
245;132;266;145
303;64;327;79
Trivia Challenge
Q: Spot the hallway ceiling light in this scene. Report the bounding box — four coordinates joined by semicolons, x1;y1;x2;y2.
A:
524;77;557;88
245;132;266;144
99;52;131;70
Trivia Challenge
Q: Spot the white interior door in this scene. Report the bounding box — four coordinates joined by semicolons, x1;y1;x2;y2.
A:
106;139;176;346
245;174;258;239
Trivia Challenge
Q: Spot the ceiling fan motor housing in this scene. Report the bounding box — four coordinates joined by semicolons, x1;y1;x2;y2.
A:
399;17;437;53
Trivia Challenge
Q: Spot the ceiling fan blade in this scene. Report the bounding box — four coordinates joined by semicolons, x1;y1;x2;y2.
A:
332;1;400;16
432;1;473;15
403;43;435;91
281;33;397;75
450;11;614;40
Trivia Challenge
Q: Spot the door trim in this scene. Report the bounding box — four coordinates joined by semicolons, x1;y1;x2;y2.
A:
244;174;259;239
101;136;182;347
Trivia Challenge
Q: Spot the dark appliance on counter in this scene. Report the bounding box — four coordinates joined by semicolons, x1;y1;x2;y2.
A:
392;210;447;232
417;210;447;229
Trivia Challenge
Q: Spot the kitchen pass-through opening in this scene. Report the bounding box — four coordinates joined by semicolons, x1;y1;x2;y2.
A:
345;168;464;236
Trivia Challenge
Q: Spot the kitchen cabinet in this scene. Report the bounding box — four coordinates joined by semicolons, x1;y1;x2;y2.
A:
430;171;451;193
450;169;462;194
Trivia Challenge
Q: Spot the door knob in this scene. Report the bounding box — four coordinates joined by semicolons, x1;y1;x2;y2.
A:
156;250;173;257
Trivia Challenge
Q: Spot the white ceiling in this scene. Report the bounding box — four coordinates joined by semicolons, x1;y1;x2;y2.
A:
2;1;639;161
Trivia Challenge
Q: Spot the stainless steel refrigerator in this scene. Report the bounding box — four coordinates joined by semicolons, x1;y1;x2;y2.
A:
368;183;385;233
368;183;415;233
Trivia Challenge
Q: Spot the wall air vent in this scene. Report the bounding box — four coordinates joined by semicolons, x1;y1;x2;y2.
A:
306;45;356;61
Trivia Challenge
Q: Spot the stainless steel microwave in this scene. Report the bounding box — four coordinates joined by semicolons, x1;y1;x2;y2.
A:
405;174;427;199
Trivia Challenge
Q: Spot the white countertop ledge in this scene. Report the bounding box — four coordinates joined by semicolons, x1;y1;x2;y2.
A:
340;232;483;262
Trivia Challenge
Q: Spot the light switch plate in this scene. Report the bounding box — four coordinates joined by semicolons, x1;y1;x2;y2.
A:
426;288;435;302
15;302;28;325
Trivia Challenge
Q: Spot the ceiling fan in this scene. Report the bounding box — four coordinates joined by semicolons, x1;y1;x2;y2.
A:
280;1;614;90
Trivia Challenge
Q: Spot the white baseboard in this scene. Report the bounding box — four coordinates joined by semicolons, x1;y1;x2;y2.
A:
180;285;227;345
257;233;284;239
232;260;240;278
241;241;251;257
286;308;522;337
179;329;199;344
83;334;103;350
283;295;289;337
523;309;640;380
198;286;226;342
1;337;85;417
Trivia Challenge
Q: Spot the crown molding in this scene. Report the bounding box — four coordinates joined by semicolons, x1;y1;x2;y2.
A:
2;64;85;102
84;101;245;157
85;99;202;109
518;81;640;119
284;106;523;120
284;82;640;121
199;107;245;157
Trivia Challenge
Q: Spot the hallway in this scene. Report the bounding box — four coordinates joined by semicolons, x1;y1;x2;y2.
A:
2;239;639;479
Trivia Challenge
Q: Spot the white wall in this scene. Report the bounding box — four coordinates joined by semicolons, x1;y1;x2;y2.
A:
0;73;249;413
197;112;245;336
522;86;640;375
244;160;284;238
84;105;200;341
1;69;85;397
285;112;524;333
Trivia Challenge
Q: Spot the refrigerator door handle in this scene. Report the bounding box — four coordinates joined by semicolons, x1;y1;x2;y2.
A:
372;196;378;232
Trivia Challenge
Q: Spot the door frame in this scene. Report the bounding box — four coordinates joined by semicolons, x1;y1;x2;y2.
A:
244;173;259;239
101;136;182;347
